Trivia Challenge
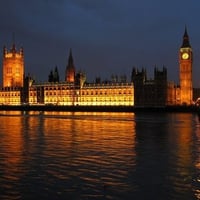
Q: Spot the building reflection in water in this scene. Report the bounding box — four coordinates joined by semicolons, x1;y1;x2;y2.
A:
0;111;137;199
1;111;200;199
167;113;194;198
194;114;200;199
167;113;200;200
134;113;172;198
42;112;137;195
0;111;24;198
134;113;197;199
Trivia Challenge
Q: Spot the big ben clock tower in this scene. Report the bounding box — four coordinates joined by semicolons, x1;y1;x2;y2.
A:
179;27;193;105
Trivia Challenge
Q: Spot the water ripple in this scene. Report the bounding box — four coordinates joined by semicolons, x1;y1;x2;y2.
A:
0;112;200;199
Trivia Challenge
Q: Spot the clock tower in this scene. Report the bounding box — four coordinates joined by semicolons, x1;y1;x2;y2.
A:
179;27;193;105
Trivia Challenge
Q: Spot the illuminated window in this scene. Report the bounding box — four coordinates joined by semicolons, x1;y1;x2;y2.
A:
16;67;20;74
6;67;12;74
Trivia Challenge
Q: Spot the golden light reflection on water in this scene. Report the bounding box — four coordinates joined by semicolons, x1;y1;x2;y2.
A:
42;112;136;162
36;112;136;197
0;111;136;197
0;112;24;189
166;113;200;199
194;114;200;199
170;113;193;167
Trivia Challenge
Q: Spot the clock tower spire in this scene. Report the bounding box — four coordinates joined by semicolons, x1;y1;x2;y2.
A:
181;26;191;48
179;26;193;105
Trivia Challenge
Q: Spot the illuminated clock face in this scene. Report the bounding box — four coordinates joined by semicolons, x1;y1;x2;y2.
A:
182;52;189;59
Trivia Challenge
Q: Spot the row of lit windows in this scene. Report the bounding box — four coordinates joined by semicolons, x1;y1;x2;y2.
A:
44;97;132;102
0;99;20;102
0;99;20;104
45;92;74;96
28;91;133;97
43;84;132;90
81;90;132;95
44;99;72;103
80;97;132;102
84;83;132;87
42;90;133;96
40;86;133;91
0;93;20;97
44;86;74;90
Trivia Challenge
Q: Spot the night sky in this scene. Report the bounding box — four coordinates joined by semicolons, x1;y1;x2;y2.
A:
0;0;200;86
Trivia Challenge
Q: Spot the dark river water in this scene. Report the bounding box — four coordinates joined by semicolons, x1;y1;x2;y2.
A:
0;111;200;199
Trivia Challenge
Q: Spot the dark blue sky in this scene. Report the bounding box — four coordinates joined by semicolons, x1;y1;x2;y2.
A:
0;0;200;86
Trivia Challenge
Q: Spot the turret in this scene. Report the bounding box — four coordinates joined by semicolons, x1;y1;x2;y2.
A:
2;43;24;87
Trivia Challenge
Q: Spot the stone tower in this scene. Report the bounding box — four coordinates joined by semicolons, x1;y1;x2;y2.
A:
2;44;24;87
131;67;146;106
179;27;193;105
65;49;75;83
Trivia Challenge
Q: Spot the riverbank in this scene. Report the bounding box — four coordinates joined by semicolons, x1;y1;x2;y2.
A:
0;105;199;113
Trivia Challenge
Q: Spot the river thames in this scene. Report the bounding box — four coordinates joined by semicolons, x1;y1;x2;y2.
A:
0;111;200;199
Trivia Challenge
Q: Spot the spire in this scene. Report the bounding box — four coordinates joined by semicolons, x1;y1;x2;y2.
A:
68;48;74;65
53;65;59;82
181;26;191;48
12;32;15;45
11;32;16;53
65;48;76;83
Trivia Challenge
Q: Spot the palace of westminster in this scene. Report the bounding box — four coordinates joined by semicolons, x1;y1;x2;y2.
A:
0;28;199;107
